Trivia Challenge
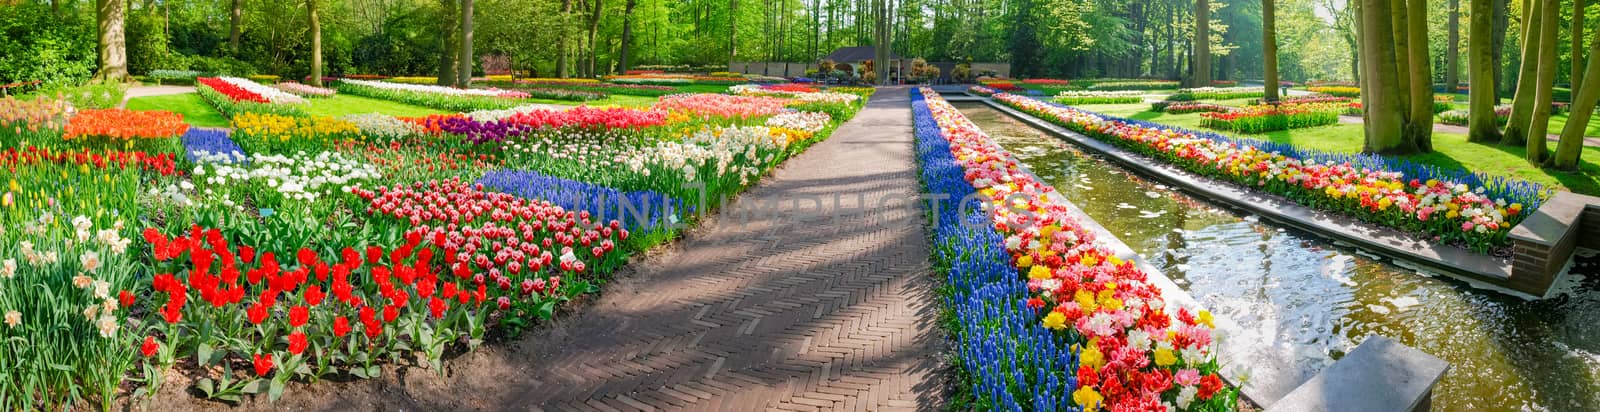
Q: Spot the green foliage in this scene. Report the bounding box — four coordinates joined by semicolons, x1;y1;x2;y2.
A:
0;4;96;86
24;82;126;110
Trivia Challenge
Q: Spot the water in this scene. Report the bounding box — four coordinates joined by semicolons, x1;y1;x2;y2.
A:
954;102;1600;411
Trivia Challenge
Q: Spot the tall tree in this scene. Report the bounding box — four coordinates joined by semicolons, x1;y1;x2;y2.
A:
1358;0;1413;153
1446;0;1459;90
1525;0;1559;163
1555;22;1600;169
438;0;459;86
1404;0;1433;151
1574;0;1587;92
585;0;603;76
308;0;322;87
1469;0;1503;142
620;0;637;72
458;0;474;87
230;0;243;53
1193;0;1211;87
1263;0;1279;102
95;0;129;81
556;0;573;78
1504;0;1541;144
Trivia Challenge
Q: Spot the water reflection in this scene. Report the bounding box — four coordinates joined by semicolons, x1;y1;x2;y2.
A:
954;102;1600;411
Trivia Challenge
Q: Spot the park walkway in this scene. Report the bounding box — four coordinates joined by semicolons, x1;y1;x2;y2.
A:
507;87;942;411
117;84;194;108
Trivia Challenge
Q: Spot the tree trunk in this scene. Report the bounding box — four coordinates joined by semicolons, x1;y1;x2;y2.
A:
1574;0;1587;93
1405;0;1434;152
308;0;322;87
458;0;474;86
730;0;738;60
230;0;242;53
439;0;458;86
586;0;602;77
1526;0;1559;164
1504;0;1542;144
1446;0;1460;90
1469;0;1503;142
95;0;129;81
1194;0;1211;87
1391;0;1412;114
1263;0;1280;102
557;0;573;78
1360;0;1412;153
620;0;636;72
1555;24;1600;169
1492;0;1508;98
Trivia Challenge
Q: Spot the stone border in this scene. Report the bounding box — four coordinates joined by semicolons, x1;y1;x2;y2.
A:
948;99;1276;407
979;97;1543;300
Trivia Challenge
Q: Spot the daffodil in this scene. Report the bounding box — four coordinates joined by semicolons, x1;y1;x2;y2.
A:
1043;311;1067;330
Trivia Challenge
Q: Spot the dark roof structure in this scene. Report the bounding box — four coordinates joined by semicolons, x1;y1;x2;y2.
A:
822;46;904;62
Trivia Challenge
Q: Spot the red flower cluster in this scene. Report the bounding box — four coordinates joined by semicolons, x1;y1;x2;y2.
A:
1022;79;1071;85
501;106;668;130
760;83;821;93
198;77;269;103
0;145;179;176
352;179;626;294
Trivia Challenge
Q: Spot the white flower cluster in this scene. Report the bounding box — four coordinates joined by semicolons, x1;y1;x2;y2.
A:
617;126;785;185
342;78;515;98
765;111;832;133
465;103;575;122
193;151;381;202
1175;86;1260;94
341;113;422;141
791;92;859;105
217;76;308;104
1054;90;1144;98
7;215;132;337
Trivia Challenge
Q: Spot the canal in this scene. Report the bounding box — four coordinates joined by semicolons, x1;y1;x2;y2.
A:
953;101;1600;411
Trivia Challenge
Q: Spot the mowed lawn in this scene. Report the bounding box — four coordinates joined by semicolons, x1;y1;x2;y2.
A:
1071;101;1600;196
124;93;231;128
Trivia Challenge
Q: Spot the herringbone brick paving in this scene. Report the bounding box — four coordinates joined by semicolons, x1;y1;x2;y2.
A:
511;87;943;411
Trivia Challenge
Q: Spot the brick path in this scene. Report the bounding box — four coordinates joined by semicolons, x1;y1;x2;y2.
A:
513;87;943;411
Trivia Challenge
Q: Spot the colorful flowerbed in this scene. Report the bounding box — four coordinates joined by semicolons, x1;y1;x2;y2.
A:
1198;102;1343;133
994;92;1544;251
1306;86;1361;97
1168;87;1263;102
1052;90;1144;105
334;79;536;112
918;88;1237;411
0;89;868;408
1085;80;1181;91
1156;102;1235;114
196;77;310;118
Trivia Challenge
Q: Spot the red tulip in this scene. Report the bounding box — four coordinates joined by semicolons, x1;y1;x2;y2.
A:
252;353;274;377
287;331;308;355
140;336;160;357
288;305;309;328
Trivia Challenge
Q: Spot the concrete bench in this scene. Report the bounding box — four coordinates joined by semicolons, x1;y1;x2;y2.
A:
1266;335;1449;412
1508;191;1600;295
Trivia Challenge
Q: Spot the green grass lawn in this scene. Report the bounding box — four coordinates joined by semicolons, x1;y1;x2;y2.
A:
124;93;231;128
1074;102;1600;195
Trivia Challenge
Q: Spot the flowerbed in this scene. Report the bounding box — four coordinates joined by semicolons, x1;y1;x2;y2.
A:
1198;102;1342;133
335;79;531;112
0;88;869;408
1439;106;1511;126
1052;90;1144;105
510;80;676;97
272;82;337;98
968;86;999;97
919;88;1237;411
196;77;309;118
995;92;1543;251
63;109;189;152
1306;86;1361;97
655;94;789;120
1086;80;1181;91
1168;87;1263;102
1157;102;1234;114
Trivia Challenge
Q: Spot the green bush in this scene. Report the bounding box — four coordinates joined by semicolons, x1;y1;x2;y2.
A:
0;4;97;87
188;55;257;77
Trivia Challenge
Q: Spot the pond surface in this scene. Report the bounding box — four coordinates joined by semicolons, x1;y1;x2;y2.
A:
954;102;1600;411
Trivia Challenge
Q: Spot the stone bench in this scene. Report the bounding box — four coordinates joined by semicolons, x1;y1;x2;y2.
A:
1266;335;1449;412
1507;191;1600;295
